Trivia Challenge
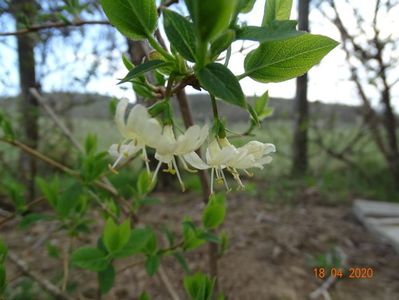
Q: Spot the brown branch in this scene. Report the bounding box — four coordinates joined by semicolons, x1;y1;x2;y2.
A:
175;89;219;289
8;251;74;300
0;20;110;37
0;137;130;214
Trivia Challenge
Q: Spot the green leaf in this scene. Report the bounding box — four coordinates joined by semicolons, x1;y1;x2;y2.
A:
182;219;205;251
19;213;54;229
236;21;304;43
119;60;172;84
98;264;115;295
0;265;5;295
145;255;160;277
71;247;110;272
174;252;190;274
244;33;339;83
56;183;82;218
247;105;259;125
210;30;235;60
84;133;98;155
46;242;60;259
196;63;245;108
255;91;269;115
103;219;131;253
237;0;256;13
198;231;220;244
262;0;293;27
202;194;226;229
136;170;154;196
0;239;7;264
138;292;151;300
122;54;135;70
163;9;196;62
113;228;152;258
185;0;237;42
100;0;157;40
36;177;59;208
183;273;215;300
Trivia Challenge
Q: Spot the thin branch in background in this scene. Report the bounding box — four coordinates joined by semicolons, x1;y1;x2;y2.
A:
30;88;84;153
0;20;111;37
158;265;181;300
7;251;74;300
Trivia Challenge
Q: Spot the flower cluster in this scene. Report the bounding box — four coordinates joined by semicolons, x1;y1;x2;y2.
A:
109;99;276;193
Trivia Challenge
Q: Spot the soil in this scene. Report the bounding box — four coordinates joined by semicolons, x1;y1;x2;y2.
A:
3;189;399;300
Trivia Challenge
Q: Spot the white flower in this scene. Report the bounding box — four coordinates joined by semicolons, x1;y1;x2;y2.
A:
151;124;209;191
184;138;276;193
108;143;140;170
109;99;162;172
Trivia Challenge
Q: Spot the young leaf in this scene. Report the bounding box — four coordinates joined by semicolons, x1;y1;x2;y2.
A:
56;182;82;218
71;247;110;272
196;63;245;108
136;170;154;196
163;9;196;62
98;264;115;295
255;91;269;115
210;30;236;59
100;0;157;40
119;60;172;84
0;239;7;264
183;273;215;300
236;21;304;43
138;292;151;300
244;33;338;83
145;255;160;277
36;177;59;209
19;213;54;229
185;0;237;42
122;53;135;70
113;228;152;258
202;193;226;229
262;0;293;27
103;219;131;253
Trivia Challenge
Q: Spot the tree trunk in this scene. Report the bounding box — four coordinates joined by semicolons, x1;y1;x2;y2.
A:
12;0;39;201
381;84;399;186
292;0;310;175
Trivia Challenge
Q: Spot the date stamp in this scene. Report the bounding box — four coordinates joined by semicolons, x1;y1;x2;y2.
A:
313;267;374;279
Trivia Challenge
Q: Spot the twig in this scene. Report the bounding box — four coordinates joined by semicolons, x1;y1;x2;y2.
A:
8;251;74;300
0;196;44;229
116;259;145;274
309;275;336;300
0;137;130;215
30;88;84;152
0;20;110;37
158;265;181;300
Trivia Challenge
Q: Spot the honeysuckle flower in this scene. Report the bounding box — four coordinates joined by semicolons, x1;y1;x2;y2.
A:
222;138;276;189
183;138;276;193
108;143;140;170
109;99;162;172
151;124;209;191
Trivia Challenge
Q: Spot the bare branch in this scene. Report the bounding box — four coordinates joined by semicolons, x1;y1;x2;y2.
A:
8;251;74;300
0;20;110;37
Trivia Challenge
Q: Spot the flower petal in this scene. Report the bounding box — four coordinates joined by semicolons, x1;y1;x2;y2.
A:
183;152;210;170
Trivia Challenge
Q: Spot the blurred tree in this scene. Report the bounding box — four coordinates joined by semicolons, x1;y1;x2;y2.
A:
292;0;310;176
1;0;121;199
11;0;40;201
322;0;399;188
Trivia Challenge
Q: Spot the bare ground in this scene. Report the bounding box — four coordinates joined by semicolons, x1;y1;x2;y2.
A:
3;189;399;300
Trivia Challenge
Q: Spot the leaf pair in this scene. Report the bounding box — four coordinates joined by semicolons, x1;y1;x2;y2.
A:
240;0;338;83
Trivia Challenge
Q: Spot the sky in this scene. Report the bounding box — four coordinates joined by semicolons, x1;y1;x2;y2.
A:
0;0;398;109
